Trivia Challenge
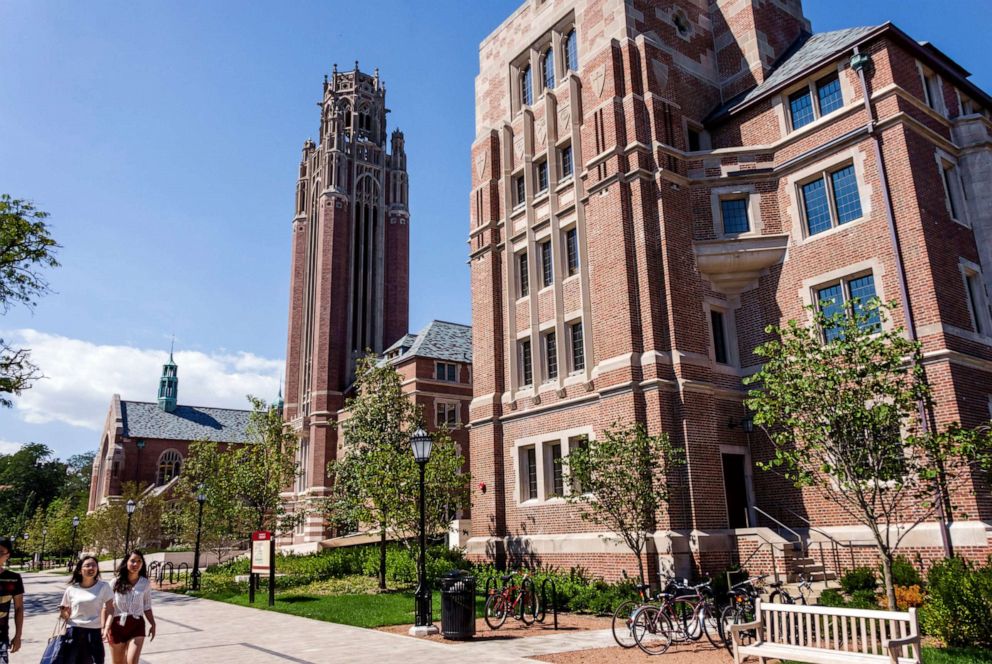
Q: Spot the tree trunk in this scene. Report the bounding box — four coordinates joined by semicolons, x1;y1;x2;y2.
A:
880;553;897;610
379;528;387;590
636;547;646;586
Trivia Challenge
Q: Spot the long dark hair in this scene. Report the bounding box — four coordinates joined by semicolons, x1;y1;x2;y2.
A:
114;550;147;592
69;556;101;586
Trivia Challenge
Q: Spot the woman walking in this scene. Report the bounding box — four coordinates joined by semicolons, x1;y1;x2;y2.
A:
59;556;114;663
105;551;156;664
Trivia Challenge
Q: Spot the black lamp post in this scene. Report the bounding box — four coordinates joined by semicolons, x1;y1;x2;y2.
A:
409;428;436;635
124;499;136;552
40;528;48;569
21;533;27;566
191;484;207;591
70;516;80;563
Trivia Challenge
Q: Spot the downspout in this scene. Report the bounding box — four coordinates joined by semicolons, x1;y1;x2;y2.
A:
850;46;953;558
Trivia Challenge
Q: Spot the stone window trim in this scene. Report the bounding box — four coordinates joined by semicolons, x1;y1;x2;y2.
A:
786;147;873;246
435;361;459;382
542;329;559;382
567;318;586;374
710;185;763;238
515;249;530;301
562;224;580;278
155;448;183;486
510;22;577;115
934;150;969;227
799;259;890;334
718;443;757;529
670;7;693;41
435;399;461;428
684;118;708;152
917;61;947;117
512;426;594;506
558;142;574;182
517;334;534;389
959;258;991;337
772;62;855;138
703;297;741;370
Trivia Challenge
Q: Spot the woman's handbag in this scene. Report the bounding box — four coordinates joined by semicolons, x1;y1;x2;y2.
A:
39;617;67;664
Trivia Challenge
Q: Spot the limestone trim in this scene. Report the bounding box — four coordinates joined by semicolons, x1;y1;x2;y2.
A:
785;145;873;245
710;184;764;238
776;61;855;135
958;257;992;339
799;257;889;330
917;60;948;118
718;444;757;528
703;296;742;369
934;148;971;228
922;348;992;373
511;425;594;506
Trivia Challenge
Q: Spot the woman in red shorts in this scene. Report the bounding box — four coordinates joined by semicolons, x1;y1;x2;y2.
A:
104;551;156;664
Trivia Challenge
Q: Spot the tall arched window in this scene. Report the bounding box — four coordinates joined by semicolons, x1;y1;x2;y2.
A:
156;449;182;485
564;30;579;72
521;65;533;106
542;47;555;91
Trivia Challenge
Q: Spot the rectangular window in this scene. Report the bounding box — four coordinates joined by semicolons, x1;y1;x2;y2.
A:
923;71;942;112
436;402;458;427
435;362;457;381
521;66;533;106
965;271;986;334
720;198;750;235
564;30;578;72
550;443;564;497
540;240;553;288
564;228;579;276
518;251;530;297
536;160;549;192
789;88;815;129
514;175;526;207
525;446;538;500
560;145;573;179
816;74;843;115
570;322;585;371
710;310;728;364
816;273;879;342
544;331;558;380
687;127;701;152
520;339;533;386
801;164;863;237
940;161;965;223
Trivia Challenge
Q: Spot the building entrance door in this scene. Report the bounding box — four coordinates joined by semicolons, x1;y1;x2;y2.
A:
722;453;751;528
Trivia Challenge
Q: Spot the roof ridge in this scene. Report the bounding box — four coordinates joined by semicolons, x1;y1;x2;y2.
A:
121;400;253;413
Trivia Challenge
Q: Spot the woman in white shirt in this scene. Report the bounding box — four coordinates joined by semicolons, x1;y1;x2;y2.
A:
59;555;114;664
104;550;156;664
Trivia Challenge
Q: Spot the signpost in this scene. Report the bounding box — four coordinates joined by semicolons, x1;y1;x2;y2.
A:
250;531;275;607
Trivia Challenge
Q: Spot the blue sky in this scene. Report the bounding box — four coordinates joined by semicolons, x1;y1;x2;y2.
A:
1;0;990;459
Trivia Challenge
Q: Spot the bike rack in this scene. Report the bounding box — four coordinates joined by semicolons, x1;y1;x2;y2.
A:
538;578;558;630
177;562;190;588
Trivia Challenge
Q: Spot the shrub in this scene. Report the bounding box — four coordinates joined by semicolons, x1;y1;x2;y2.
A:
894;584;923;610
840;567;877;594
816;588;847;607
847;589;880;609
885;555;923;588
920;557;992;647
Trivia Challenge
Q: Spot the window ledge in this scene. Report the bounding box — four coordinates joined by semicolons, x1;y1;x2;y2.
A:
563;274;580;284
556;177;574;191
539;285;554;295
533;191;550;204
515;295;530;304
800;215;866;246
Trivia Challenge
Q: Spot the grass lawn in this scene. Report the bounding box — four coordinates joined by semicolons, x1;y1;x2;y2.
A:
921;647;992;664
193;585;486;629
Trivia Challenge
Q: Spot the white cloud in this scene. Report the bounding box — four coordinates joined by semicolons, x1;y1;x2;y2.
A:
3;329;283;431
0;440;22;455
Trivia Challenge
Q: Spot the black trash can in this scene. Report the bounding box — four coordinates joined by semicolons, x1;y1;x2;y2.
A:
440;570;476;640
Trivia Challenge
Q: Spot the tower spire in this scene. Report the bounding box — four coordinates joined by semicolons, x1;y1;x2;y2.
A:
158;343;178;413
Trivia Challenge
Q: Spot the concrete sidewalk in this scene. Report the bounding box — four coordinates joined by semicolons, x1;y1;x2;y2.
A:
10;572;614;663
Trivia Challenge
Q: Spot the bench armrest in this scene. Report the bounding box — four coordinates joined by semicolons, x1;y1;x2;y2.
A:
887;634;920;663
730;619;762;645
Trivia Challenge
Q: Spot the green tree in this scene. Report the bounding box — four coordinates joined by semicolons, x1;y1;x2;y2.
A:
745;299;992;609
0;194;60;407
328;354;469;590
166;398;303;557
0;443;69;537
83;483;164;564
563;422;684;584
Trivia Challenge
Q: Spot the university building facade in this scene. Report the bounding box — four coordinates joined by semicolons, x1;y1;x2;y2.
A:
467;0;992;580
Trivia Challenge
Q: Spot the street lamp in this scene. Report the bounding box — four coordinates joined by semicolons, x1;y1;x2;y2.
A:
70;516;81;564
191;484;207;591
124;499;136;552
40;528;48;569
409;428;437;636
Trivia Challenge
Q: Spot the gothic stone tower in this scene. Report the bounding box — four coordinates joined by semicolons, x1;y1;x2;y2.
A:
284;63;410;545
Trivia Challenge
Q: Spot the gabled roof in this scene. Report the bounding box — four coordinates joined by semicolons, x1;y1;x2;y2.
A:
708;25;880;122
386;320;472;365
120;400;251;444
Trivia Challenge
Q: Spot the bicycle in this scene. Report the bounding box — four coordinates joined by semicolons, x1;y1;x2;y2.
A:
632;578;722;653
611;572;656;648
719;574;767;653
768;573;814;605
484;572;539;629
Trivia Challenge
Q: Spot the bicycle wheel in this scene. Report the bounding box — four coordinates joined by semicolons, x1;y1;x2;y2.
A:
484;593;508;629
611;600;639;648
670;598;702;641
698;600;723;649
719;603;757;654
518;579;538;625
632;606;672;655
768;590;793;604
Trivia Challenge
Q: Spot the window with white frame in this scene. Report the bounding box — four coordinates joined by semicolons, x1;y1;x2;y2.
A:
540;239;553;288
815;272;881;342
521;65;533;106
517;250;530;297
788;73;844;130
521;445;538;500
720;197;750;235
519;338;533;386
800;163;863;236
546;442;564;497
543;331;558;381
513;430;591;504
436;401;459;428
961;261;990;335
156;449;182;486
535;159;549;193
542;46;555;91
938;157;967;224
921;66;944;114
569;321;585;372
435;361;458;382
710;308;731;365
564;30;579;73
295;439;309;493
564;227;579;276
560;144;574;179
513;174;526;208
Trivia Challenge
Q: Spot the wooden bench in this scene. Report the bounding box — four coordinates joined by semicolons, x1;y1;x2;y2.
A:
731;599;921;664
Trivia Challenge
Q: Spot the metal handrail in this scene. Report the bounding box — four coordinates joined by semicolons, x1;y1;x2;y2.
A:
753;505;805;554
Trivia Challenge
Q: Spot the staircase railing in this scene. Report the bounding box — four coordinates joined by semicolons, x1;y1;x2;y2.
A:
753;505;806;556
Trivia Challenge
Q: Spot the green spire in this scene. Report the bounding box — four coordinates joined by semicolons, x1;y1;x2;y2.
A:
274;379;284;414
158;341;178;412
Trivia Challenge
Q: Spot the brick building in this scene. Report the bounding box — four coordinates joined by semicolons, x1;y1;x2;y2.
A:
280;65;473;548
88;352;251;511
467;0;992;581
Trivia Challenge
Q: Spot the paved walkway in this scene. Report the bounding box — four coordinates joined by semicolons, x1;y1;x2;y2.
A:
11;573;615;663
